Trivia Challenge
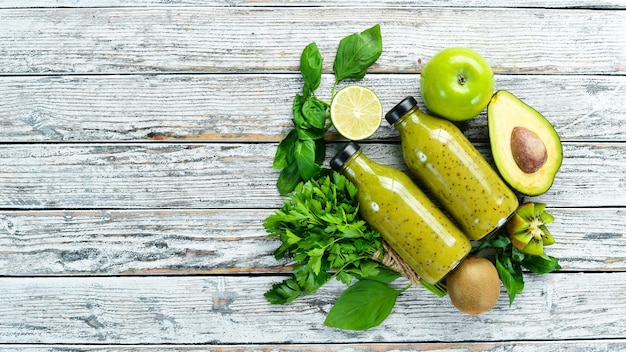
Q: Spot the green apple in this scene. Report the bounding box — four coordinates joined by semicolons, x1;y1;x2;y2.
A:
420;47;494;121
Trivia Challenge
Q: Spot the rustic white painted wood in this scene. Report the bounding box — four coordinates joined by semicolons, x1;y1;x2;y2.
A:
0;74;624;143
0;274;625;344
0;8;625;75
0;142;624;209
0;2;625;350
1;0;625;8
3;342;626;352
0;208;624;276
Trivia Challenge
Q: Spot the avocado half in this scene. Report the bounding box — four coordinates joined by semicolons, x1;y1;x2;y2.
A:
487;90;562;196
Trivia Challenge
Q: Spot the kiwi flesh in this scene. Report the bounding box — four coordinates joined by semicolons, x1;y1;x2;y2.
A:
506;202;555;256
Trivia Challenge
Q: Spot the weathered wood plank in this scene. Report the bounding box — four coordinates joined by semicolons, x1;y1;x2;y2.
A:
0;208;623;276
0;74;624;143
0;142;623;209
0;273;624;344
0;8;624;75
1;1;625;8
0;209;283;276
3;340;626;352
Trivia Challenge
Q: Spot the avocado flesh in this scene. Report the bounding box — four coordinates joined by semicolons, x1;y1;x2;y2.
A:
488;90;562;196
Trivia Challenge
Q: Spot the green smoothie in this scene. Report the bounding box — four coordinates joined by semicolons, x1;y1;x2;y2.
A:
331;142;471;284
386;97;519;240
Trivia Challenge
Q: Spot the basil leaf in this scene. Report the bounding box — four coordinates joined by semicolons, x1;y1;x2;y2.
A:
324;279;403;330
333;24;383;82
294;139;320;181
273;130;297;169
292;94;307;128
302;98;328;130
276;161;301;195
296;126;326;140
300;42;323;96
495;254;525;306
511;246;526;264
522;254;561;274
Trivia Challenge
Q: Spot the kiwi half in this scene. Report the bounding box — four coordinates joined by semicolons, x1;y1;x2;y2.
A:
506;202;555;256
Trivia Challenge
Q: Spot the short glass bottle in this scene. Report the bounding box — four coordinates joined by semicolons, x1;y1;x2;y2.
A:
330;142;471;284
385;96;519;240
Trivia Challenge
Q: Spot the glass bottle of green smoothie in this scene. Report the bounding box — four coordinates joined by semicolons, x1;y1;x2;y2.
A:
385;96;519;240
330;142;471;284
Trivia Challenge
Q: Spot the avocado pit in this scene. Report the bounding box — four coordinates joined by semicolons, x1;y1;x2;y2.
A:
510;126;547;173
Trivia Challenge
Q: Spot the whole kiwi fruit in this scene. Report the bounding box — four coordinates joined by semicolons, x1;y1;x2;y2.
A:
446;256;501;315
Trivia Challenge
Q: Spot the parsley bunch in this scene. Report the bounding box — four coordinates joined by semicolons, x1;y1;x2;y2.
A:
264;171;389;304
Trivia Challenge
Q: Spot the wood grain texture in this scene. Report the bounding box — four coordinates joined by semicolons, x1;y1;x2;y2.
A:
0;273;625;344
1;1;626;8
0;7;624;75
3;341;626;352
0;208;623;276
0;74;624;143
0;2;625;349
0;142;623;209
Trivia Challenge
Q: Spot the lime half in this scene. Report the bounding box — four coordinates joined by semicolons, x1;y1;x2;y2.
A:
330;85;383;140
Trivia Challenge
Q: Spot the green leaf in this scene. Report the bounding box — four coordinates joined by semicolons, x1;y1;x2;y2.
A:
300;42;323;96
296;126;327;140
511;246;526;264
333;24;383;82
273;129;297;169
293;262;331;293
367;265;402;284
302;98;328;130
522;254;561;274
495;254;525;306
294;139;320;181
324;279;405;330
264;278;303;304
276;161;302;195
307;247;325;275
292;94;307;128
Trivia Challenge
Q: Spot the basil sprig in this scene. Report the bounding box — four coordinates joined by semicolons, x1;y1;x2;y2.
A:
273;24;383;195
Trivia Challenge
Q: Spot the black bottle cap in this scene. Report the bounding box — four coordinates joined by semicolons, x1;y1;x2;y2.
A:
330;142;361;171
385;96;418;125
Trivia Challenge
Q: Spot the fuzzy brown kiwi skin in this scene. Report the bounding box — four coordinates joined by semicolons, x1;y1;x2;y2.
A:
446;256;501;315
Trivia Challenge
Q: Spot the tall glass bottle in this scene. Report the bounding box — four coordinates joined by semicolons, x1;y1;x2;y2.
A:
330;142;470;284
385;96;519;240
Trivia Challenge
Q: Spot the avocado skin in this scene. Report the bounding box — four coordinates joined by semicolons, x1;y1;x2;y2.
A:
487;90;563;196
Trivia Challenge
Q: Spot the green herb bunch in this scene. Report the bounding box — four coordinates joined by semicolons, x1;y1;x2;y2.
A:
273;24;383;195
264;171;408;330
473;227;561;305
265;171;386;302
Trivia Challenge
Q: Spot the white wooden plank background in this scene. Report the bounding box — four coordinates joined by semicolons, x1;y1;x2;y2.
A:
0;8;625;75
0;1;625;8
0;74;624;142
0;208;624;276
0;143;623;208
0;274;625;344
0;2;625;351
